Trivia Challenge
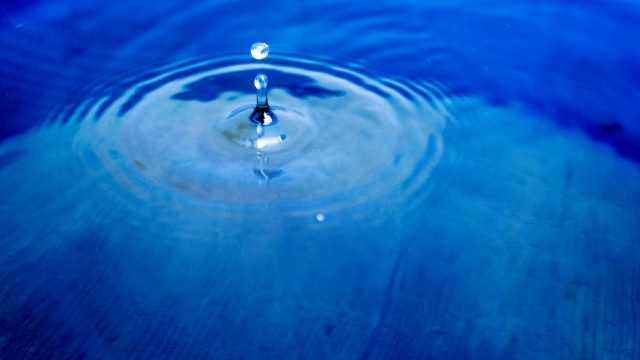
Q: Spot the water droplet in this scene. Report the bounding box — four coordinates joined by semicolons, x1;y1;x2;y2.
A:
316;214;325;222
251;42;269;60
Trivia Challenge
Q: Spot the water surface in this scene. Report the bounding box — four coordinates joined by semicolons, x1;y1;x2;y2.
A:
1;0;639;359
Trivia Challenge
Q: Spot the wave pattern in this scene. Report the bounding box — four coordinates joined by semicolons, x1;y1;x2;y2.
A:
2;1;640;359
57;56;447;218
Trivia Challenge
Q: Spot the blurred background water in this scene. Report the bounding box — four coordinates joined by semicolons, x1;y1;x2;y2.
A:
1;0;639;359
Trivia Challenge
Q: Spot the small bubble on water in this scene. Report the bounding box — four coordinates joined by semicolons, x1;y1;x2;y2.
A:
251;42;269;60
316;214;325;222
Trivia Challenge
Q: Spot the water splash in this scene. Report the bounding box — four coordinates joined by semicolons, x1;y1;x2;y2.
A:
249;73;277;125
55;56;444;215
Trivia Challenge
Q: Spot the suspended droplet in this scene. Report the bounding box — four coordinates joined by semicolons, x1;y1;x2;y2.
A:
251;42;269;60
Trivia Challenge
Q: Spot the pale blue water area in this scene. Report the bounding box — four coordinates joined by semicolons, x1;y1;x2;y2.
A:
1;1;639;359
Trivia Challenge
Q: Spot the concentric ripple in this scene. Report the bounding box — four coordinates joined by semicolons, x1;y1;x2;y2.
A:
3;53;640;360
62;55;448;217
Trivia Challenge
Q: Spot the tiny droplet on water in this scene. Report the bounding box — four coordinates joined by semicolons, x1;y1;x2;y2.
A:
254;74;268;89
316;214;325;222
251;42;269;60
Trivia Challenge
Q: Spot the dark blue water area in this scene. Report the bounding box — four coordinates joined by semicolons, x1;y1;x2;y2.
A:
1;1;640;359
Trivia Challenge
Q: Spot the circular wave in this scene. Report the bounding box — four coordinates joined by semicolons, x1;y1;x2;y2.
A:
52;55;450;218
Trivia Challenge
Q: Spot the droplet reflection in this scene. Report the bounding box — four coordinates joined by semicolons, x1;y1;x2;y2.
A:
255;135;285;150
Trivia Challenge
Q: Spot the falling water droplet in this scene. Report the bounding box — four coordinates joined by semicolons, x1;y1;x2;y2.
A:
251;42;269;60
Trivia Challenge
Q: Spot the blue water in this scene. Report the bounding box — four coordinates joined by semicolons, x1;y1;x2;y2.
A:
1;0;640;359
